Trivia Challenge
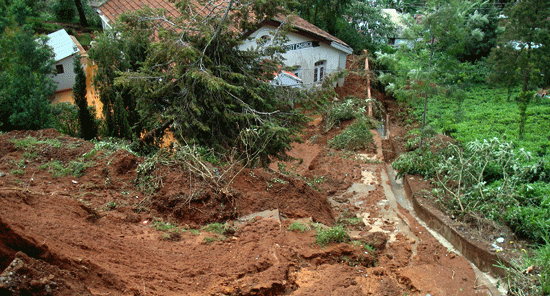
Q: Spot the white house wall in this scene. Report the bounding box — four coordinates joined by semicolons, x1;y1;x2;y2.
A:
52;56;76;92
239;26;347;87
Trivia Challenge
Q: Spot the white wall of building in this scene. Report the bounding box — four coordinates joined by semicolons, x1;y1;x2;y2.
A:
239;25;348;87
52;56;77;92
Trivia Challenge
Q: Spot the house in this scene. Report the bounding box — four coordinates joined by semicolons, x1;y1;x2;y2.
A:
239;15;353;87
271;70;303;88
94;0;352;87
46;29;85;93
381;9;409;47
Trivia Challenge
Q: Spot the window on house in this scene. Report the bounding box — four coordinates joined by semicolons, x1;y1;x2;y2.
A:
56;65;64;74
292;66;301;79
314;60;326;82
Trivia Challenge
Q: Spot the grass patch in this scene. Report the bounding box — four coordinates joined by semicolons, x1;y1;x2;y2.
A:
40;160;94;178
11;169;25;175
499;243;550;295
10;136;62;150
316;225;349;246
339;216;363;226
288;221;311;232
104;201;119;210
204;237;218;244
203;222;231;235
153;220;179;232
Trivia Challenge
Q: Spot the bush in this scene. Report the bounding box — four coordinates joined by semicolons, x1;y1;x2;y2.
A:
323;97;367;131
288;221;310;232
54;0;75;22
316;225;349;246
328;116;374;151
392;147;440;179
505;203;550;243
51;102;79;137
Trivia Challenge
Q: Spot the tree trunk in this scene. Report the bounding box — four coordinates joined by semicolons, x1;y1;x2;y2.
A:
74;0;88;27
517;91;531;141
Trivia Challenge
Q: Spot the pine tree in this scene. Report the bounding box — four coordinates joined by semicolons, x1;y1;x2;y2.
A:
90;0;304;164
0;23;56;131
72;54;97;140
489;0;550;140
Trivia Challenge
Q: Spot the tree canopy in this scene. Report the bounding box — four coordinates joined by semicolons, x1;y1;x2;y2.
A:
89;0;305;164
0;1;56;131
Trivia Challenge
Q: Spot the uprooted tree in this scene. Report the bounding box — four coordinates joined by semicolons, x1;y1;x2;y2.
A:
89;0;305;165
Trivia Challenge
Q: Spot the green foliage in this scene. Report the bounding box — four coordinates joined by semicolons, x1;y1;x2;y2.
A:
323;98;367;131
0;24;56;131
40;159;94;177
51;102;79;137
286;0;352;35
432;138;539;218
328;116;374;151
203;222;230;235
489;0;550;91
53;0;75;22
506;204;550;243
338;1;397;53
392;147;440;179
104;201;119;210
288;221;311;232
316;225;349;246
499;239;550;296
83;138;136;160
90;2;304;164
88;26;146;140
73;54;98;140
153;220;179;232
10;136;61;150
11;169;25;175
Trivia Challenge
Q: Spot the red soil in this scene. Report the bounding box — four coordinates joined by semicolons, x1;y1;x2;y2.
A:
0;67;490;295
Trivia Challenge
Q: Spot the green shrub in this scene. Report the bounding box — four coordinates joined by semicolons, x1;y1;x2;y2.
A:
323;98;367;131
54;0;75;22
316;225;349;246
153;221;178;231
392;147;440;179
288;221;310;232
203;222;229;235
505;204;550;243
328;116;374;151
51;102;79;137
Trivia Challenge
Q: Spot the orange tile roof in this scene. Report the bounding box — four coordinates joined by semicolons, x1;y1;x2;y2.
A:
272;14;348;47
99;0;349;48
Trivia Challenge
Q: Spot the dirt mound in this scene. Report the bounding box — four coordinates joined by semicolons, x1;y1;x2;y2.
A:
0;86;490;295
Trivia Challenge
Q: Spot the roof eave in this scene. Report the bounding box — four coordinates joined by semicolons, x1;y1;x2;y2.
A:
330;41;353;55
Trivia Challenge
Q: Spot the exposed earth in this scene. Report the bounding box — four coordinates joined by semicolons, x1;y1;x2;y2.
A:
0;62;501;295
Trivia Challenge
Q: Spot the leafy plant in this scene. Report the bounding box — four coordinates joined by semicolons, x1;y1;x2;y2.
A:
288;221;311;232
11;169;25;175
105;201;119;210
392;147;441;179
323;98;368;132
328;116;374;151
40;159;94;178
203;222;231;235
153;220;179;232
204;237;218;244
316;225;349;246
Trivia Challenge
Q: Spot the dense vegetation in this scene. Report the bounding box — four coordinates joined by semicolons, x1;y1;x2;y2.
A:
378;0;550;293
1;0;550;293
